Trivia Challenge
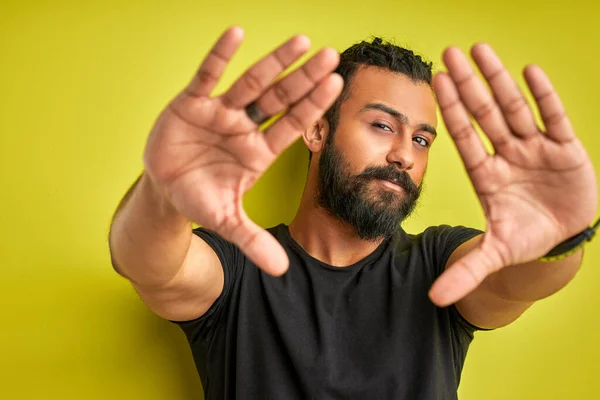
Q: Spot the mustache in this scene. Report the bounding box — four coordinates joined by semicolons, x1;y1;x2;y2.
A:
356;166;418;192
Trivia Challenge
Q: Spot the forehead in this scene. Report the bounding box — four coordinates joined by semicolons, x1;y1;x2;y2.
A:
342;66;437;127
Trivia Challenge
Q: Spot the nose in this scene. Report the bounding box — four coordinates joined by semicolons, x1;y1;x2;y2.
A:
386;134;414;171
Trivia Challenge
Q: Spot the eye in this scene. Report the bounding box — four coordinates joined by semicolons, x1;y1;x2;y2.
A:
371;122;393;132
413;136;430;147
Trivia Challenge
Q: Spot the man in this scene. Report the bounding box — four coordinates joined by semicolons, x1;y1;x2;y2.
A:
109;26;598;399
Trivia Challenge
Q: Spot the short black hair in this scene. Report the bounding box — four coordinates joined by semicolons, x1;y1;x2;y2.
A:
310;38;433;160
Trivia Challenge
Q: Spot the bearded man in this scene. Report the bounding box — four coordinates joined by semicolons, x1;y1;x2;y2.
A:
108;27;599;399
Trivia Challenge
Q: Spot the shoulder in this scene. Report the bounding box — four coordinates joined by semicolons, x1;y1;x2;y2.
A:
401;225;482;249
397;224;483;276
191;224;289;265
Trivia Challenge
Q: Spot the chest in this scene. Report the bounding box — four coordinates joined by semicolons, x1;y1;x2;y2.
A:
229;255;459;398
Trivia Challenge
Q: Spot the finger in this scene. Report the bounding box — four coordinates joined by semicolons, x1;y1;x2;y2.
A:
222;35;312;108
253;47;340;118
433;72;489;172
186;26;245;97
442;47;512;148
222;210;289;276
524;65;575;143
264;73;343;155
428;246;500;307
471;43;539;138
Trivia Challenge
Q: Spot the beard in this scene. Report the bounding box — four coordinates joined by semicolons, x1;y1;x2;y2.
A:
315;138;422;241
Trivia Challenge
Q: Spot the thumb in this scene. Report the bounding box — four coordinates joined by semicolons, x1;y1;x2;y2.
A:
429;244;501;307
223;211;289;276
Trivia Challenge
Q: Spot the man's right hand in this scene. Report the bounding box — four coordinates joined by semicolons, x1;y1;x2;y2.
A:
143;26;343;276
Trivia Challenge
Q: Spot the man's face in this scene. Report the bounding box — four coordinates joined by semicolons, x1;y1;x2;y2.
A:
316;66;438;240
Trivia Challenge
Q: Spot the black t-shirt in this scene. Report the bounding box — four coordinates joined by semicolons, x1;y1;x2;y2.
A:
173;224;483;399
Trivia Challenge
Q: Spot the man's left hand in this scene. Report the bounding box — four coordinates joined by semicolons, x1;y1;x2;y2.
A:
429;43;598;306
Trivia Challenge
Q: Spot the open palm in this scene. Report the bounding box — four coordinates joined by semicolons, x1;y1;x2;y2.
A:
143;27;343;275
430;44;598;305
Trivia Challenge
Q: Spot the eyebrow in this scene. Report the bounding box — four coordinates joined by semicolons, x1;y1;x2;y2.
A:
360;103;437;136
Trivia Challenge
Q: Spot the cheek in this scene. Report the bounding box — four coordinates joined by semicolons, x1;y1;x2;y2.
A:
410;152;429;185
335;130;385;173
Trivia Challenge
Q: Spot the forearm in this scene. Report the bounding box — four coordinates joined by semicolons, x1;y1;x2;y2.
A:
109;172;193;286
489;248;584;303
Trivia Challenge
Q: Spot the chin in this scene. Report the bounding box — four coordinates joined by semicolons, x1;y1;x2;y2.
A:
370;189;403;206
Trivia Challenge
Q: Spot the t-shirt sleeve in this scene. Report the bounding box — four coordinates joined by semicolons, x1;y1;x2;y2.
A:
170;227;244;343
425;224;483;277
422;224;489;333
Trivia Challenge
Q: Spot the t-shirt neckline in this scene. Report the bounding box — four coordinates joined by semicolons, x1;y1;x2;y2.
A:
276;223;393;271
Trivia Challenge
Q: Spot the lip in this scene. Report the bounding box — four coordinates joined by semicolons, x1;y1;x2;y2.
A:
378;179;403;194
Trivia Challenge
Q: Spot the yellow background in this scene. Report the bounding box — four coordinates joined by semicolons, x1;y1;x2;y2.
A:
1;0;599;398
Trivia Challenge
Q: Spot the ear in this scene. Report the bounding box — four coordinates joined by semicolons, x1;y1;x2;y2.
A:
302;118;329;154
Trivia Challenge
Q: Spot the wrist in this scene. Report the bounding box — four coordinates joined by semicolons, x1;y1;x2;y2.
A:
539;218;599;262
139;172;184;220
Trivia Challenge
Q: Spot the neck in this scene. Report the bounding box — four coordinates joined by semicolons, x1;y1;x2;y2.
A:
288;180;385;267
